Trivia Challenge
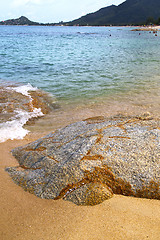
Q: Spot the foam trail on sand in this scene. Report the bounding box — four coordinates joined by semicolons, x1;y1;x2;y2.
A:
0;83;44;143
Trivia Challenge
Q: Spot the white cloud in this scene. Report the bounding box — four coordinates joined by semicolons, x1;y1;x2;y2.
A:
12;0;43;7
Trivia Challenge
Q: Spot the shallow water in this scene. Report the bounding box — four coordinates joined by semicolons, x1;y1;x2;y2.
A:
0;26;160;141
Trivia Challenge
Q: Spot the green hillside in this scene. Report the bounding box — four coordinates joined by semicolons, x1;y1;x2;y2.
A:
68;0;160;26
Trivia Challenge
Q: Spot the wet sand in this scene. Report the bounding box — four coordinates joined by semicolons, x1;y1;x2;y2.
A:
1;99;160;240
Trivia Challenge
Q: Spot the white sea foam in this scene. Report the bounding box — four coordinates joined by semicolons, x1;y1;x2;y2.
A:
7;83;38;97
0;84;44;143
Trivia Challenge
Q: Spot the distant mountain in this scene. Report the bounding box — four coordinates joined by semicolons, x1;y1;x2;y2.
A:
0;16;42;26
0;16;59;26
1;0;160;27
67;0;160;26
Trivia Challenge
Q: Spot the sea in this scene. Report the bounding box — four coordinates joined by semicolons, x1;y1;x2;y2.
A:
0;25;160;142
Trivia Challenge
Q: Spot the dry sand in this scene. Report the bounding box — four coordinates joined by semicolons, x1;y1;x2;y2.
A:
1;129;160;240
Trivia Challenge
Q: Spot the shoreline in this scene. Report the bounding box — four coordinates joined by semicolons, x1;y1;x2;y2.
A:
1;75;160;239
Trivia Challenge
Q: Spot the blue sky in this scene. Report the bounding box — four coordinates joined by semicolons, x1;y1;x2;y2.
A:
0;0;124;23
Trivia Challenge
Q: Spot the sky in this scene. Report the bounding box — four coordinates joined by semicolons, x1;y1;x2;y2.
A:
0;0;124;23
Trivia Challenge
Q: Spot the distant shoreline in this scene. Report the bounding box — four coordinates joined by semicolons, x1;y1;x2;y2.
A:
0;24;160;30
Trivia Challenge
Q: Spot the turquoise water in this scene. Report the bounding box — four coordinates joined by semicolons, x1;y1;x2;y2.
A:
0;26;160;103
0;26;160;142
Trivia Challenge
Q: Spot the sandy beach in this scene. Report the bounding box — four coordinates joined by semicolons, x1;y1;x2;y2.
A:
1;103;160;240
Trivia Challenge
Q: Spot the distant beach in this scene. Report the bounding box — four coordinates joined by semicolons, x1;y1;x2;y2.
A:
132;25;160;31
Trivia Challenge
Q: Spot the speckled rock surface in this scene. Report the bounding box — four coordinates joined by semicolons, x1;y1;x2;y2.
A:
6;114;160;205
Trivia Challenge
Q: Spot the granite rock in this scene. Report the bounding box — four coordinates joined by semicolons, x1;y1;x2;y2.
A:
6;114;160;205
